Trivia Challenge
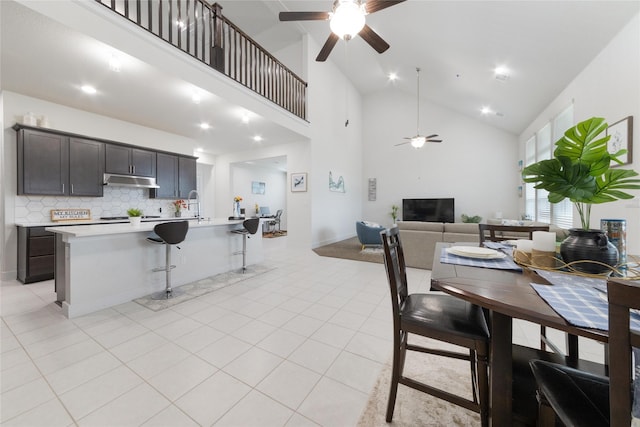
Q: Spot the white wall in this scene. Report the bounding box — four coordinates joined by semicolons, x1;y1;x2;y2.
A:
519;13;640;254
362;89;519;227
307;39;364;247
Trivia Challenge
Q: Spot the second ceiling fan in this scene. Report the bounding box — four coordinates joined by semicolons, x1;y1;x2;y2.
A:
279;0;406;62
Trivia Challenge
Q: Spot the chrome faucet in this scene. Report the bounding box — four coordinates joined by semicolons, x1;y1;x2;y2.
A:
187;190;201;221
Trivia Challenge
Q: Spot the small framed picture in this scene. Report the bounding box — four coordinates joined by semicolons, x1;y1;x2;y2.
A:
606;116;633;167
291;172;307;192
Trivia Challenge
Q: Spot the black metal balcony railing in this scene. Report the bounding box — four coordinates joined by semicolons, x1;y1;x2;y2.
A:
96;0;307;120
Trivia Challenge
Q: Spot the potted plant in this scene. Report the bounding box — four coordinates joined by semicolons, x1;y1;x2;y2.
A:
390;204;399;224
522;116;640;273
127;208;143;226
172;199;186;217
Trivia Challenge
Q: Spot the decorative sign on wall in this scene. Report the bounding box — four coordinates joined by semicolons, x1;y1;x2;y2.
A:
607;116;633;166
368;178;377;201
50;209;91;221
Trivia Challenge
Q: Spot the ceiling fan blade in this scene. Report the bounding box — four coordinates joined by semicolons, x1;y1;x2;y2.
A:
316;33;340;62
395;141;411;146
279;11;330;21
425;134;438;139
365;0;406;14
427;139;443;143
358;24;390;54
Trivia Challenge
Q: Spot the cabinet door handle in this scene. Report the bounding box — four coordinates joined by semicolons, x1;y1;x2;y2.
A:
62;183;65;193
132;165;136;174
71;184;74;194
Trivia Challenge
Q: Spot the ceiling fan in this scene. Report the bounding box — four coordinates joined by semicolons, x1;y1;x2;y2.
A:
279;0;406;62
396;67;442;149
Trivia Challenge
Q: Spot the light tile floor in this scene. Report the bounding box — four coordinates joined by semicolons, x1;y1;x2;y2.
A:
1;236;604;426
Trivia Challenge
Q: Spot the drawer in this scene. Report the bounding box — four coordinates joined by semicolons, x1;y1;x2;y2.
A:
29;227;53;237
29;236;54;256
28;255;54;277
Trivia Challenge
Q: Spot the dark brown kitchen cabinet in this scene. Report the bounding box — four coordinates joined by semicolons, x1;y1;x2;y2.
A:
17;128;69;195
153;152;179;198
17;226;54;283
150;154;197;199
69;138;105;196
16;127;104;197
105;144;156;177
178;157;197;198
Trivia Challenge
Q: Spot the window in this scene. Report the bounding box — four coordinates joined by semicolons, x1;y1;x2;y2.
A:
524;105;574;228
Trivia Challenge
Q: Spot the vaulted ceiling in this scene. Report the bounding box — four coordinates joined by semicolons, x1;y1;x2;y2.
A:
2;0;638;156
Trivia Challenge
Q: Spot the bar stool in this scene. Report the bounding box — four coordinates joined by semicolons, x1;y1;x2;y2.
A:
231;218;260;273
146;221;189;299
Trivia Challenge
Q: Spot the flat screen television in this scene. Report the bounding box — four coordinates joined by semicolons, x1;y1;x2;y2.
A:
402;198;455;223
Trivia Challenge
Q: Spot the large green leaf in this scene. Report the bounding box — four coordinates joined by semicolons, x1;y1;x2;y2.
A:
554;117;610;166
590;169;640;204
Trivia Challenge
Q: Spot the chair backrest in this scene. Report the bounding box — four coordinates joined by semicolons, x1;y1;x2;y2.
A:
607;278;640;426
153;221;189;245
478;223;550;244
274;209;283;220
381;227;409;325
243;217;260;235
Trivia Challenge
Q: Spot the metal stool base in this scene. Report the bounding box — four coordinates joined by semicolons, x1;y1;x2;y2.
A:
150;287;184;300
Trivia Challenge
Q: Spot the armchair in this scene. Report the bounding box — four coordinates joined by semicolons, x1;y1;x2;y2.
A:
355;221;385;249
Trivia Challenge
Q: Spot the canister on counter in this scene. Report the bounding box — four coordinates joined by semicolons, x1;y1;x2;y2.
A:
601;219;626;270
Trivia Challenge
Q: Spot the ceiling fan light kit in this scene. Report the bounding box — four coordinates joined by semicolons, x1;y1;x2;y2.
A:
396;67;443;149
279;0;405;61
329;1;366;39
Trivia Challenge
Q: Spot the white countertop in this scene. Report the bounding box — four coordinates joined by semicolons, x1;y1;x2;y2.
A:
45;218;246;237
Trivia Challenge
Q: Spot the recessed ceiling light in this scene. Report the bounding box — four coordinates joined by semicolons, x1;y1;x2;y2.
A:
241;113;250;124
108;54;121;72
388;72;398;81
494;66;510;81
253;135;263;142
200;123;210;130
192;92;201;104
81;85;97;95
481;106;493;115
196;147;203;152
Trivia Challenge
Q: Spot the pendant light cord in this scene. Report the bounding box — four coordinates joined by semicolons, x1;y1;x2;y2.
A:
416;67;420;135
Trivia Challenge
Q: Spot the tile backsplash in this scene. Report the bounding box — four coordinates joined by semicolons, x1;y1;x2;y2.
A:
15;187;179;223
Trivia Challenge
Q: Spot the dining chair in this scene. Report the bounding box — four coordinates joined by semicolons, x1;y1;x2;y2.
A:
529;278;639;427
478;223;551;244
381;226;490;426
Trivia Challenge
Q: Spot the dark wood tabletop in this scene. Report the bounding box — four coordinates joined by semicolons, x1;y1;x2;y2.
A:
430;242;608;426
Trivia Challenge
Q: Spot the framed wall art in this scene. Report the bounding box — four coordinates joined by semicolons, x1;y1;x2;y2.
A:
606;116;633;167
291;172;307;192
251;181;265;195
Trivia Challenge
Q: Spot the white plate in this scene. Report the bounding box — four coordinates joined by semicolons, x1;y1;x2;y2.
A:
447;246;506;260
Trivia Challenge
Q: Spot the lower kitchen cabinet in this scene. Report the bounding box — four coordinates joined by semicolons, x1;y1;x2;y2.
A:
17;226;55;284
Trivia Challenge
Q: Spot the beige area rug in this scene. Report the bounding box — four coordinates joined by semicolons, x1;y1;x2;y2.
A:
134;264;272;311
358;336;481;426
313;237;384;264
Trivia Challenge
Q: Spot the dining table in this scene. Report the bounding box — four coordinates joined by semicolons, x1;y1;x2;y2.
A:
430;242;609;426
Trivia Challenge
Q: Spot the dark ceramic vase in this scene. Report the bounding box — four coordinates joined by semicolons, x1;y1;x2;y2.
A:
560;229;619;274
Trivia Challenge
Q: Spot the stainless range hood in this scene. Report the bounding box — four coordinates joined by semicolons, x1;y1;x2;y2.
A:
103;173;159;189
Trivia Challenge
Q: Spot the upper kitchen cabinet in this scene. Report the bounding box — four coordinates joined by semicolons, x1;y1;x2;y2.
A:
150;154;197;199
69;138;105;197
105;144;156;177
16;126;105;197
178;156;197;198
152;152;179;198
17;128;69;195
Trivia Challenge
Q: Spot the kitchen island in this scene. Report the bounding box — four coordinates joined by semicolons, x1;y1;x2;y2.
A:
46;218;263;318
